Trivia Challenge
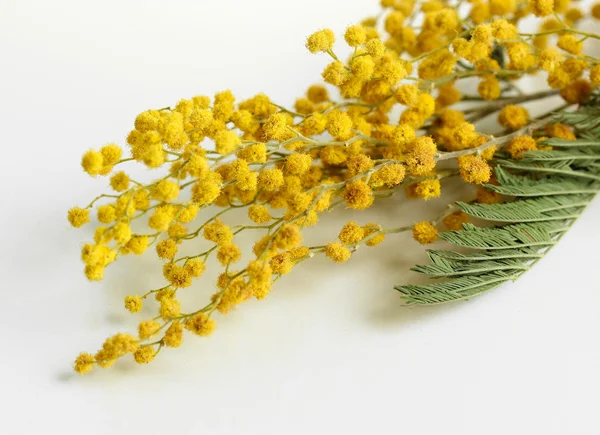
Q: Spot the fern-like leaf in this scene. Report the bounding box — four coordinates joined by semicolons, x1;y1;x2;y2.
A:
396;105;599;305
487;168;600;196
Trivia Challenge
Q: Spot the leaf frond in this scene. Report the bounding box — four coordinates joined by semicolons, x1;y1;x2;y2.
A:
396;105;599;305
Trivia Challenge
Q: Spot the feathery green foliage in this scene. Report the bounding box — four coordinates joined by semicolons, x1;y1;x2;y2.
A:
396;106;599;305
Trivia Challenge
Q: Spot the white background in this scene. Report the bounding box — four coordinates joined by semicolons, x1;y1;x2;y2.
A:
1;0;600;434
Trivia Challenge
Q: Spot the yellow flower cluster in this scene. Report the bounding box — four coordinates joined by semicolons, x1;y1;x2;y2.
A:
69;0;600;374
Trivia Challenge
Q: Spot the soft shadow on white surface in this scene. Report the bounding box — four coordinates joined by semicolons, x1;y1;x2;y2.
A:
1;0;600;434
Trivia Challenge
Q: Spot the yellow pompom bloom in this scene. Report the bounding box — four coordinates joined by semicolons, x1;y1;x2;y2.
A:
557;34;583;54
134;110;161;132
490;19;518;40
384;10;406;36
476;186;503;204
212;90;235;123
184;313;216;336
391;124;416;147
84;264;104;281
538;47;562;71
412;179;441;200
472;24;492;45
100;144;122;166
164;321;183;348
507;42;536;70
306;29;335;53
248;204;272;223
151;179;180;201
237;143;267;163
177;204;200;223
235;172;258;192
418;50;455;80
458;155;491;185
232;109;257;133
547;66;571;89
470;2;491;24
365;38;385;58
185;258;206;278
350;55;375;80
215;277;248;313
81;150;104;176
423;8;457;34
478;76;501;100
561;58;587;79
133;346;155;364
67;207;90;228
294;98;315;116
339;75;363;99
506;135;538;159
443;211;469;231
174;98;194;117
159;297;181;318
545;123;576;141
115;193;136;219
162;263;192;288
307;85;329;103
565;7;583;24
560;79;593;104
412;221;438;245
371;163;406;187
124;235;149;255
109;171;130;192
395;84;419;106
342;180;374;210
217;243;242;266
326;110;354;141
452;38;471;58
320;145;348;165
480;145;497;161
112;221;132;245
405;137;437;176
435;82;461;110
263;113;290;140
489;0;516;15
346;154;374;177
302;113;327;136
413;94;436;120
138;320;161;339
168;223;187;240
73;353;95;375
148;205;175;232
593;3;600;19
285;153;312;175
322;61;348;86
470;41;491;61
124;295;143;313
529;0;554;16
258;168;284;191
338;221;365;245
214;130;241;154
498;105;530;130
191;172;222;206
203;219;233;245
269;252;294;274
363;223;385;246
156;239;178;260
274;224;302;250
325;242;352;263
81;243;115;268
133;189;150;210
345;25;366;47
97;204;116;224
